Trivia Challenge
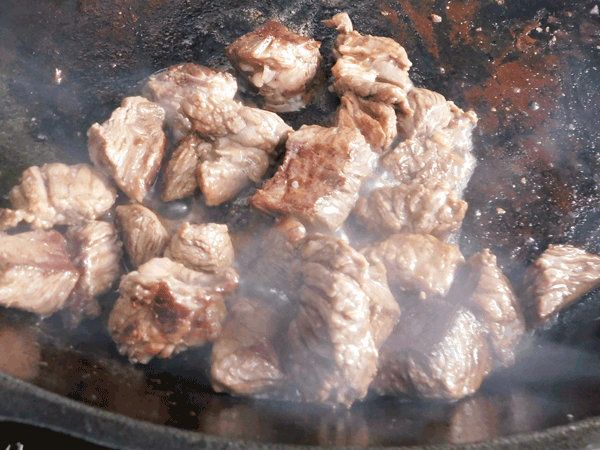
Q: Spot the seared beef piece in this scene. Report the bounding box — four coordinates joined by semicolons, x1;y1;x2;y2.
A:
211;298;284;395
115;205;170;268
88;96;166;203
250;125;374;231
181;96;292;206
396;88;475;140
323;13;412;110
0;230;79;316
143;63;238;142
108;257;239;364
0;163;117;231
371;299;492;400
464;249;525;367
522;244;600;327
287;234;400;407
63;220;122;327
353;178;467;240
226;20;323;112
162;134;212;202
364;233;465;297
335;92;397;153
165;222;235;273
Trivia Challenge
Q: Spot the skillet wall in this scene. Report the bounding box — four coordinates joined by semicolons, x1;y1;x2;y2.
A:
1;0;600;448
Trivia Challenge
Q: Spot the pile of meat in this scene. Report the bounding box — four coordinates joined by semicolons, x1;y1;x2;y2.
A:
1;13;600;408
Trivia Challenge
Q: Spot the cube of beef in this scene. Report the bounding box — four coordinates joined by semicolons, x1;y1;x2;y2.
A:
143;63;238;142
165;223;235;274
464;249;525;367
64;220;122;327
287;234;400;407
226;20;323;112
353;178;467;240
0;163;117;231
0;230;79;316
522;244;600;327
251;125;374;231
108;257;239;364
364;233;465;297
371;300;492;400
88;96;166;203
115;205;170;268
323;13;412;110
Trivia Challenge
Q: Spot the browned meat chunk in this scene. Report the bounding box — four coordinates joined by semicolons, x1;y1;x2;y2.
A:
88;96;166;202
165;223;235;274
162;134;212;202
464;249;525;367
108;257;239;364
63;220;123;327
288;235;400;407
354;178;467;240
522;244;600;327
335;92;397;153
143;63;238;142
364;233;465;297
115;205;170;268
0;163;117;231
250;125;374;231
371;299;492;400
323;13;412;110
0;230;79;316
226;20;323;112
211;298;284;395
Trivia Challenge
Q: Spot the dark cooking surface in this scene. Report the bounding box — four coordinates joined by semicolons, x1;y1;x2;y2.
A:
1;0;600;448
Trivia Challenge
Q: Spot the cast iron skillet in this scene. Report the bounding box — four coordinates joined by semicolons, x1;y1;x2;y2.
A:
1;0;600;448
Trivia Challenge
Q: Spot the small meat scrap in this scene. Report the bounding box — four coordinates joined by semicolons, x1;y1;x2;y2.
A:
0;163;117;231
522;244;600;327
335;92;397;153
364;233;465;297
464;249;525;367
354;178;467;240
165;222;235;274
0;230;79;316
288;234;400;407
115;204;170;268
64;220;123;327
323;13;412;110
143;63;238;142
226;20;323;112
250;125;374;231
108;257;239;364
162;134;212;202
371;299;492;401
211;298;284;395
88;96;166;203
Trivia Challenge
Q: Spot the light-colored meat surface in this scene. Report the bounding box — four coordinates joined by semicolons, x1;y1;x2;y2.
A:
88;96;166;203
323;12;412;110
364;233;465;297
522;244;600;327
143;63;238;142
250;125;374;231
0;230;79;316
354;178;467;240
226;20;323;112
165;222;235;274
0;163;117;231
287;234;400;407
63;220;123;327
108;257;239;364
115;204;170;268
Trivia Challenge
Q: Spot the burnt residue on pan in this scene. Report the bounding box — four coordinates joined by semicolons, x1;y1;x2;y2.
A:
1;0;600;448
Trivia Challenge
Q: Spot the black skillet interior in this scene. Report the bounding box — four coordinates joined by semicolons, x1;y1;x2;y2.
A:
2;0;600;448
